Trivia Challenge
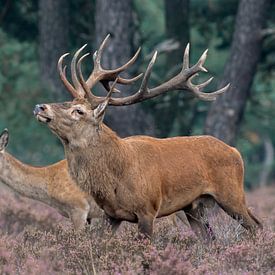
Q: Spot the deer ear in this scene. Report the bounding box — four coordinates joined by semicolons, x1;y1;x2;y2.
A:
0;129;9;151
93;78;117;122
93;100;108;122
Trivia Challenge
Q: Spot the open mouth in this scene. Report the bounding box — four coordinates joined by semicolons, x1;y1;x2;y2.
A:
35;113;52;123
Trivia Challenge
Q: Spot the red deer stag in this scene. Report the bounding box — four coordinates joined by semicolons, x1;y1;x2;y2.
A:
34;35;262;239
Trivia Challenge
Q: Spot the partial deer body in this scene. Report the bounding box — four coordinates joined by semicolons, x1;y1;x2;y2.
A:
34;36;261;239
0;129;102;230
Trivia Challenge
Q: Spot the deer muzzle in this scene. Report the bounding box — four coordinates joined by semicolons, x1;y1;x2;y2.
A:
33;104;52;123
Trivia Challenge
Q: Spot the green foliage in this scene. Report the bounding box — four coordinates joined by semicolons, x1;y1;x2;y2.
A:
135;0;233;137
191;0;238;48
134;0;165;51
237;0;275;187
238;70;275;188
0;0;38;41
0;29;64;165
69;0;96;47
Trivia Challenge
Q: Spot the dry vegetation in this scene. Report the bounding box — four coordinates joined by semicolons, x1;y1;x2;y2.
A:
0;184;274;274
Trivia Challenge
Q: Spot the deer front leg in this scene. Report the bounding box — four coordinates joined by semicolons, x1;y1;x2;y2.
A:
137;213;155;239
175;211;189;227
70;207;90;231
68;199;90;231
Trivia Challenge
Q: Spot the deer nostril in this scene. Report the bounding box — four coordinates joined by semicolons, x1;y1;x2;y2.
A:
34;104;47;115
40;104;47;111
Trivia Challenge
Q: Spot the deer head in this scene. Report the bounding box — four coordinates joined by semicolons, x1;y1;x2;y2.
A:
0;129;9;171
33;35;140;144
0;129;9;152
34;35;229;146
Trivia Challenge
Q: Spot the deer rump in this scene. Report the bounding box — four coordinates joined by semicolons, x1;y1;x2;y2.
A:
127;135;241;218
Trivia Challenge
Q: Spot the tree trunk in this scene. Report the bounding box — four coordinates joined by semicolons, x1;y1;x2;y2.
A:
38;0;69;100
165;0;189;67
95;0;155;137
204;0;271;145
259;135;273;187
159;0;190;136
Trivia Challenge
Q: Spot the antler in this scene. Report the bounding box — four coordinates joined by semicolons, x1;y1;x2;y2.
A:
57;34;142;101
59;36;229;108
106;43;230;106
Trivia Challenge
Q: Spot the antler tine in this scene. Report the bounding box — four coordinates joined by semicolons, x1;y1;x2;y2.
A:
140;51;158;94
182;46;208;78
86;35;142;92
193;83;230;101
93;34;110;68
116;73;143;84
100;72;143;94
77;53;104;108
182;43;190;70
106;77;118;100
107;44;229;106
71;44;88;94
195;49;208;72
109;48;142;91
107;51;158;106
109;47;141;75
58;53;79;98
185;74;229;101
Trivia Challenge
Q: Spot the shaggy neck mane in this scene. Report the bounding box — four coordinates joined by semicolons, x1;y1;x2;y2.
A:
65;124;128;198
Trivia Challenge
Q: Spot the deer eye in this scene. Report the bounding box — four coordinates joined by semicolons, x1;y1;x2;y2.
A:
74;109;84;115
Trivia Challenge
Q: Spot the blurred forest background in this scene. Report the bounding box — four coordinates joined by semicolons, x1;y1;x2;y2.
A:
0;0;274;188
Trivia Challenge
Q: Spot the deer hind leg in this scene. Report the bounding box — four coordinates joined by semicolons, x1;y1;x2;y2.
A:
184;202;215;241
99;215;122;237
247;208;263;229
106;216;122;235
215;194;261;232
219;204;259;232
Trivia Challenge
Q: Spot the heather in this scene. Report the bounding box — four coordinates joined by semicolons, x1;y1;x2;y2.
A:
0;185;274;274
